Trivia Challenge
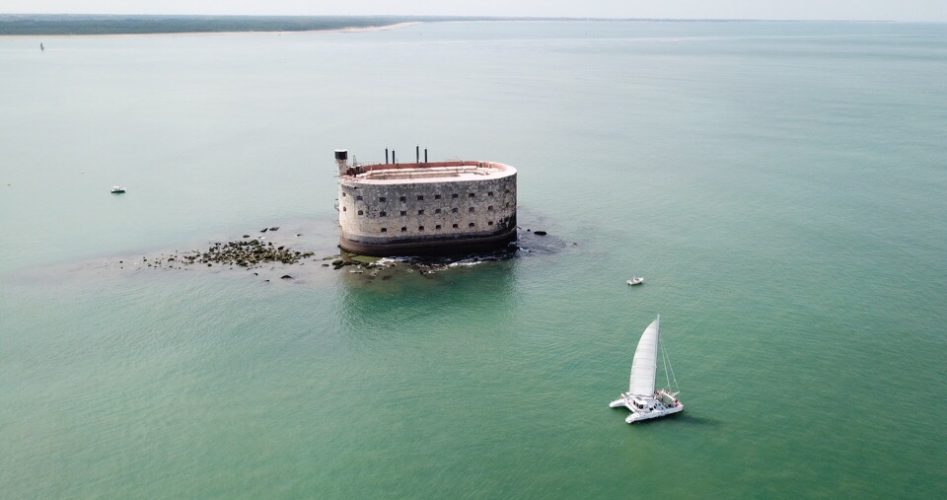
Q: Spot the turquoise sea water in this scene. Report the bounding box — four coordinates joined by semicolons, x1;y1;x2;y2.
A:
2;21;946;498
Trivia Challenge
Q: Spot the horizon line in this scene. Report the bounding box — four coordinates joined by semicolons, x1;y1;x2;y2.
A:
1;13;942;24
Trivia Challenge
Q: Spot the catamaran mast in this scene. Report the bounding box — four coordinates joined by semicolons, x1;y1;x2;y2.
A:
660;334;680;393
661;336;672;389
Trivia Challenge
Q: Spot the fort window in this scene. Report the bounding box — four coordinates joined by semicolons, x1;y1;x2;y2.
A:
401;227;407;232
380;211;387;217
488;221;494;226
468;222;476;227
452;223;459;229
451;193;458;199
434;208;441;214
400;211;407;216
435;224;442;230
488;205;494;211
380;228;387;233
469;207;475;213
357;210;364;215
505;189;510;194
399;196;406;202
418;226;425;231
342;192;346;197
434;194;442;200
451;208;458;213
379;197;386;202
342;207;347;211
417;195;424;201
488;191;494;197
356;195;363;201
468;193;475;198
418;209;424;215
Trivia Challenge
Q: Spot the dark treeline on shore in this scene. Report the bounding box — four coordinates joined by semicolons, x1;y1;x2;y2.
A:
0;14;486;35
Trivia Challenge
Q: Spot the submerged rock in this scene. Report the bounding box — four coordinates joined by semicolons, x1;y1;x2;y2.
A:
280;274;293;280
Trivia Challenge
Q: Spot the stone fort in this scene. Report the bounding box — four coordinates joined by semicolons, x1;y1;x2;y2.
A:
335;149;517;256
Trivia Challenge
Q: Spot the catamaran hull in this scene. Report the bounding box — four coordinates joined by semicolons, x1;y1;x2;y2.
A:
625;404;684;424
609;396;684;423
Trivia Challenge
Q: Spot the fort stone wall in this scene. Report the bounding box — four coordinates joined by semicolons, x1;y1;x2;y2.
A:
336;159;517;256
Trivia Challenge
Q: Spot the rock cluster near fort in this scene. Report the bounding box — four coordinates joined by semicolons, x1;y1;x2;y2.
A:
121;217;562;282
139;239;315;270
195;240;314;267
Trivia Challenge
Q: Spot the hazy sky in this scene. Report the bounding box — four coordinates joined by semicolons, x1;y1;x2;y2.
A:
2;0;946;22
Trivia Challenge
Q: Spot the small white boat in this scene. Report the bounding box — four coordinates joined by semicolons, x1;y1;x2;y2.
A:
626;276;644;286
110;186;126;194
609;315;684;424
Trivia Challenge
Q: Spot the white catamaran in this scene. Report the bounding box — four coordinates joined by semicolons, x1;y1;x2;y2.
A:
609;315;684;423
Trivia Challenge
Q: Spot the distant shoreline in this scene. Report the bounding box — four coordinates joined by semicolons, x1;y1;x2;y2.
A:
0;14;917;37
337;22;420;34
0;24;423;40
0;14;447;36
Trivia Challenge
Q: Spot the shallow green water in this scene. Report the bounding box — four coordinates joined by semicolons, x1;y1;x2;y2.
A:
1;21;946;498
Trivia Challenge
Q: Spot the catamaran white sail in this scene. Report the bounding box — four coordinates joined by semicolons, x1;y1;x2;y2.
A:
609;315;684;423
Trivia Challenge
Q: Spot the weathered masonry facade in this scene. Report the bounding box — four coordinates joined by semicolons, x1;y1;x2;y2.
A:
335;151;517;256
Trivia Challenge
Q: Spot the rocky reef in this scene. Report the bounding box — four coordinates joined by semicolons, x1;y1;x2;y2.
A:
193;239;312;268
139;239;314;270
125;221;567;283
